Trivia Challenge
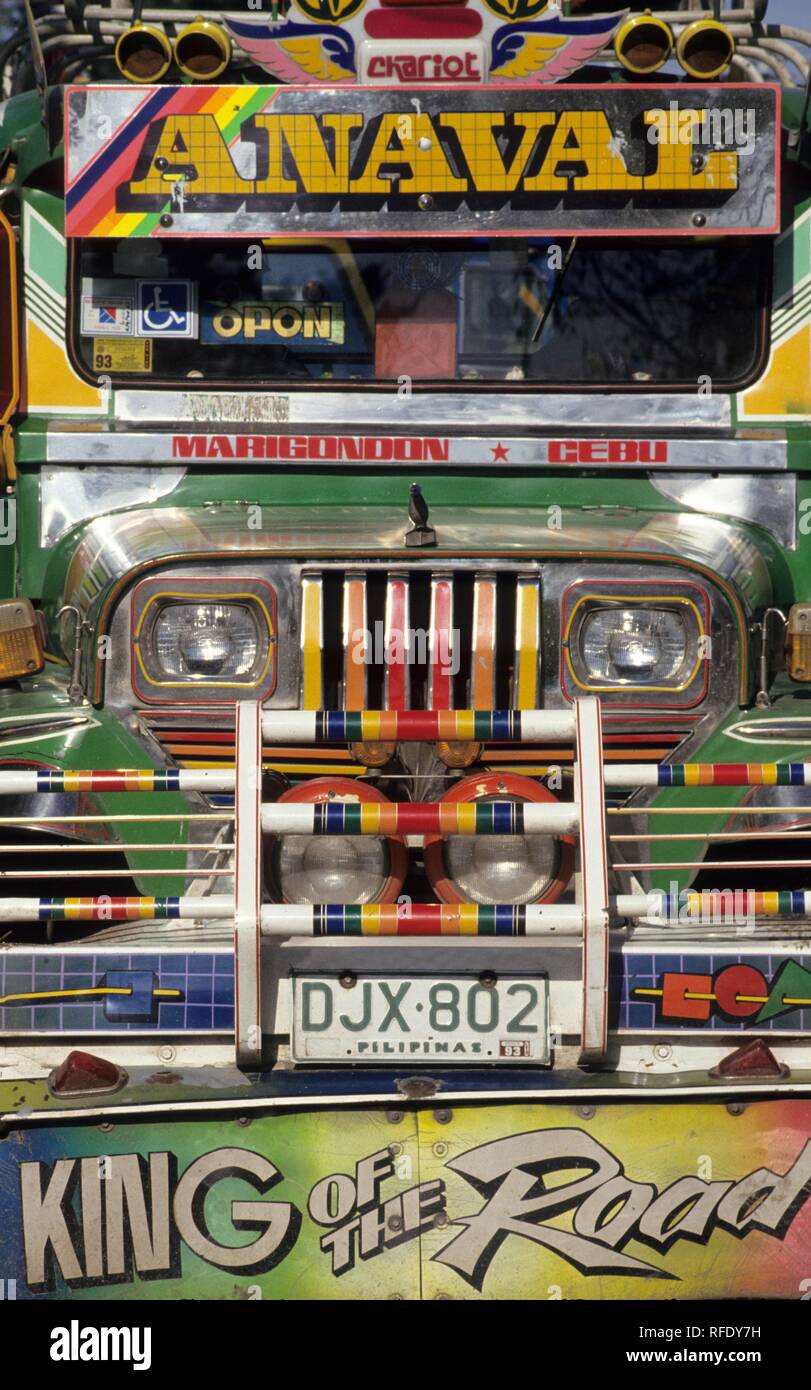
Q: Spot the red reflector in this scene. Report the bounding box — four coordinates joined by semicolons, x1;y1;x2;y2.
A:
49;1050;126;1095
713;1038;788;1079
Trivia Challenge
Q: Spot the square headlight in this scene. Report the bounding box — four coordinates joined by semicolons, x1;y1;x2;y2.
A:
132;578;276;702
562;581;708;705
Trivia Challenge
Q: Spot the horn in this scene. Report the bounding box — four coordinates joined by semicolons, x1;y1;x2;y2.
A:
676;19;735;80
614;12;673;76
114;22;173;83
174;18;232;82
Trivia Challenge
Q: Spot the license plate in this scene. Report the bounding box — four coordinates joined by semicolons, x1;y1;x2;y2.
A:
291;975;549;1064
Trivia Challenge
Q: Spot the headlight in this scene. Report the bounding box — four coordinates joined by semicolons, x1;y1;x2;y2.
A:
581;608;688;684
268;778;408;906
155;603;260;679
562;586;707;700
131;578;277;701
424;773;575;906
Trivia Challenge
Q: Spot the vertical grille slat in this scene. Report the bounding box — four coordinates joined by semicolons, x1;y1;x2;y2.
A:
300;573;324;711
513;576;541;709
342;575;368;711
427;573;454;711
383;571;412;711
471;574;497;711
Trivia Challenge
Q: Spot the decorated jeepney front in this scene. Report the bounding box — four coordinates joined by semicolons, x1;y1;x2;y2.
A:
3;0;811;1302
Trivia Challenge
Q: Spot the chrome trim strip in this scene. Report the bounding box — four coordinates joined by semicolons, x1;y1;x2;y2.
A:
43;430;785;470
114;390;734;431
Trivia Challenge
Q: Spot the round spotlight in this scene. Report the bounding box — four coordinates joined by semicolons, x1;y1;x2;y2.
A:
676;19;735;80
614;12;673;75
174;18;232;82
424;772;575;906
267;777;407;905
115;23;173;83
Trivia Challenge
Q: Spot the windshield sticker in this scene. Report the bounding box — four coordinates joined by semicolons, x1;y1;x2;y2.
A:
134;279;196;339
80;292;134;338
64;85;780;239
92;337;153;374
202;301;346;346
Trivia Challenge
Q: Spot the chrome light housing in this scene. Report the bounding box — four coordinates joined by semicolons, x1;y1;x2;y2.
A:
561;582;708;705
131;576;277;702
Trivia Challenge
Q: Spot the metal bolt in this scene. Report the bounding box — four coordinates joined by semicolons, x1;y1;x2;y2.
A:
433;1211;449;1229
339;971;357;990
98;1122;114;1133
435;1292;453;1300
237;1115;252;1127
692;213;707;228
389;1142;403;1157
387;1109;404;1125
388;1214;404;1233
389;1293;404;1300
653;1044;672;1061
577;1105;595;1120
691;153;706;173
478;971;497;989
727;1102;746;1116
418;193;434;210
432;1141;448;1158
158;1045;176;1063
418;136;433;151
434;1108;452;1125
159;213;174;228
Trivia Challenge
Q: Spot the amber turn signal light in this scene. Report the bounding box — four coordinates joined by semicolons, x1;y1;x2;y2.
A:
0;598;44;679
786;603;811;682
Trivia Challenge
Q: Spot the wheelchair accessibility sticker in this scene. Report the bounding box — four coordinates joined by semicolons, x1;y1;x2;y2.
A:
135;280;196;339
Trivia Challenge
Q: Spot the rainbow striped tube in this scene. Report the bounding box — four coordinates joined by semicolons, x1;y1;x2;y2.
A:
260;709;577;744
261;903;535;936
657;889;811;919
605;762;811;788
0;895;234;923
260;800;579;836
0;769;236;795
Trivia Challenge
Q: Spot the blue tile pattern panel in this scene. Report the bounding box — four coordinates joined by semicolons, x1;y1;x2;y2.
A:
0;951;234;1034
621;950;811;1033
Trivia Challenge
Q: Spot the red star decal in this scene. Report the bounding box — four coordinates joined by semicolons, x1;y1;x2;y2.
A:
491;443;510;462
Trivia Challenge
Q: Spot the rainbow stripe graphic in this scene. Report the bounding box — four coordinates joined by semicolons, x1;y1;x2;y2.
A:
38;897;182;921
65;85;278;239
35;769;182;792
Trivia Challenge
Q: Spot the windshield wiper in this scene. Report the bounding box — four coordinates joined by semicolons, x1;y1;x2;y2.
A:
531;237;578;346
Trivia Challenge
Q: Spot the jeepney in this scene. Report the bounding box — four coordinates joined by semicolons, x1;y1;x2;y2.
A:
0;0;811;1301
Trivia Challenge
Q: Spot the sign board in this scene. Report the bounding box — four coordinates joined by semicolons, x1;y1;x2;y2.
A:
2;1100;811;1298
65;84;780;239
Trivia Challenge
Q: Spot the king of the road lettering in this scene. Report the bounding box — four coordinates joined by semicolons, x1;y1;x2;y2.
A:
119;108;738;211
17;1130;811;1293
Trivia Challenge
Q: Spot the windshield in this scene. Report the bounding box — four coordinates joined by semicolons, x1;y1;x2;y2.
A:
71;236;767;389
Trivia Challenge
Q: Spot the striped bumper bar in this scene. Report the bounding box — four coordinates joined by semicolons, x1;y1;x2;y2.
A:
9;700;811;1066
